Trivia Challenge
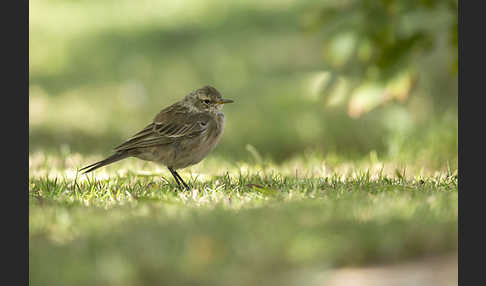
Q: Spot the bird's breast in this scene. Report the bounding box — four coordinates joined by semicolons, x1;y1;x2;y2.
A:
200;112;225;152
169;112;225;169
214;112;225;137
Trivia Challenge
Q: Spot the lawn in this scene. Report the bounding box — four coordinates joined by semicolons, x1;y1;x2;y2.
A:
29;152;457;286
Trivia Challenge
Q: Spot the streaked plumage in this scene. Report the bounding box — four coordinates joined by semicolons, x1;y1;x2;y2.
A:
80;85;233;190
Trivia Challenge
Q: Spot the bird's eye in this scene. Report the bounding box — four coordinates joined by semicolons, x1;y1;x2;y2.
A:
203;99;211;105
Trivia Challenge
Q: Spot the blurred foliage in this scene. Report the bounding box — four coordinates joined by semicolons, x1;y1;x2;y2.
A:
29;0;457;163
302;0;458;115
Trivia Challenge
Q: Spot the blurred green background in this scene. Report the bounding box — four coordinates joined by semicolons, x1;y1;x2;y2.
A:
29;0;457;164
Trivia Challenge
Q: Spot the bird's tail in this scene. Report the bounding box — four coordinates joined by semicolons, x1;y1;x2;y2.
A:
79;152;130;174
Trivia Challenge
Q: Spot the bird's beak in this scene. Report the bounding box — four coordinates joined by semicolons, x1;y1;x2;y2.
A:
219;98;234;104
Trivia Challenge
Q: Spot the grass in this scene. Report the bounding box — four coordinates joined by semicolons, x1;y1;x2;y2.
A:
29;152;457;286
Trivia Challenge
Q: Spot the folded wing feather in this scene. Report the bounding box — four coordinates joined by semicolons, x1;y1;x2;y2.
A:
114;108;212;152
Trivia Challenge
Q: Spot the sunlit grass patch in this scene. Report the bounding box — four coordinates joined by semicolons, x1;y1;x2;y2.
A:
29;152;457;286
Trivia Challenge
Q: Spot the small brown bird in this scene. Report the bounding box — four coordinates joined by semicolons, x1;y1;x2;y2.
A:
80;85;233;190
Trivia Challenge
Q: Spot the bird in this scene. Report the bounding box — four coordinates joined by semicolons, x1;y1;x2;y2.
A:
79;85;233;190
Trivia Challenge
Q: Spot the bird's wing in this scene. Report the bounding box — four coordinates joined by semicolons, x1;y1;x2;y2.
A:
114;104;212;152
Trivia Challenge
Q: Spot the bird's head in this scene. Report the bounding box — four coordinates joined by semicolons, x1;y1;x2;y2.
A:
186;85;234;113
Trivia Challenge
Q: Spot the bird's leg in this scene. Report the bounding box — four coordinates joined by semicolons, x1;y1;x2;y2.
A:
168;167;183;189
173;169;190;190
